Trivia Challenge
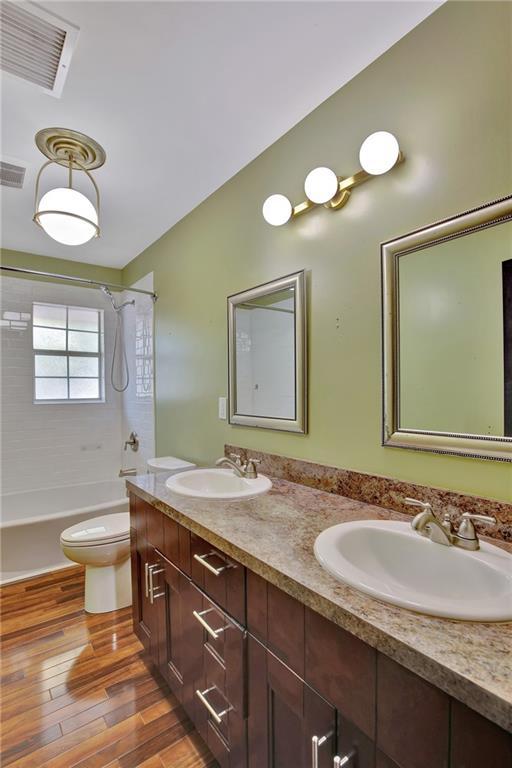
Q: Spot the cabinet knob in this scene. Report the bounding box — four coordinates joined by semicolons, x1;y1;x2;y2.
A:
312;733;332;768
193;551;231;576
148;565;164;604
333;751;355;767
192;608;227;640
195;686;232;724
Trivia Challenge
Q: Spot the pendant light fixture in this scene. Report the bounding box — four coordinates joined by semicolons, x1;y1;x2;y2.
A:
33;127;106;246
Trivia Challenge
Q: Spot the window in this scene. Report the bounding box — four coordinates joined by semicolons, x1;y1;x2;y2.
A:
33;302;104;402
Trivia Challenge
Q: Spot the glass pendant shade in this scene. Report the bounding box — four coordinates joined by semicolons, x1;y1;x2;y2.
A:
262;194;293;226
37;187;98;246
304;167;338;204
359;131;400;175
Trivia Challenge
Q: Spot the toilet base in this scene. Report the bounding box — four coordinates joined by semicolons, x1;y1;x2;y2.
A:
84;558;132;613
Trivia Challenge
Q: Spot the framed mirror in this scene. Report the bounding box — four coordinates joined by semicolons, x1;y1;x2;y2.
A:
382;195;512;461
228;270;307;433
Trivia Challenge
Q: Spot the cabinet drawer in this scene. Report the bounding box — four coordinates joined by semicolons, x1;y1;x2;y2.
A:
130;495;163;553
161;515;191;574
190;533;245;624
190;585;247;768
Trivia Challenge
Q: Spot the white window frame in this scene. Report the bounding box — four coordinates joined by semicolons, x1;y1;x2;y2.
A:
32;302;105;404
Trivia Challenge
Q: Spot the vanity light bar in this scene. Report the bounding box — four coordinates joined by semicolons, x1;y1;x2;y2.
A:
262;131;404;226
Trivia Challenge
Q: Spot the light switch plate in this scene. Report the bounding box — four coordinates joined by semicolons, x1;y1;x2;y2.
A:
218;396;227;420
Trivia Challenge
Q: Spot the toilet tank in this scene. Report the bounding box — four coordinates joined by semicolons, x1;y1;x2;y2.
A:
146;456;196;479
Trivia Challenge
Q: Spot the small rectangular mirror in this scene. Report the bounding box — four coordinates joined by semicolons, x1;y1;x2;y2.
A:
382;195;512;461
228;270;307;433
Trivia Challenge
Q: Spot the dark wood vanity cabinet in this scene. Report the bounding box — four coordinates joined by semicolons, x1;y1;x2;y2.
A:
129;494;512;768
247;634;337;768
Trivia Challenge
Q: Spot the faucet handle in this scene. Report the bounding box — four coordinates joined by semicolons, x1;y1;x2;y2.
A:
243;458;261;479
404;497;432;511
457;512;496;541
461;513;497;525
229;453;243;467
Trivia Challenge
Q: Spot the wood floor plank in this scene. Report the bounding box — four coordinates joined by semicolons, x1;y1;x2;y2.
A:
159;731;218;768
5;718;108;768
0;567;218;768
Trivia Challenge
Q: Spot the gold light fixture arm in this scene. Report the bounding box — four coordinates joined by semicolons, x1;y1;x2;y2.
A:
33;159;54;213
33;153;101;237
290;152;405;220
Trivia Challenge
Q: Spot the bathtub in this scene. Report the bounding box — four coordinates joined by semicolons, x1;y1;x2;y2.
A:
0;479;129;584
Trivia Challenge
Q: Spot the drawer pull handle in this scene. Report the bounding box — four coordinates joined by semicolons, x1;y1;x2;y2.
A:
144;562;149;598
193;552;230;576
148;565;164;604
312;733;332;768
195;686;232;724
333;751;355;767
193;608;226;640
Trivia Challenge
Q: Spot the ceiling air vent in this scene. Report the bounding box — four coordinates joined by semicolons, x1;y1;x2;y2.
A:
0;161;26;189
0;1;79;97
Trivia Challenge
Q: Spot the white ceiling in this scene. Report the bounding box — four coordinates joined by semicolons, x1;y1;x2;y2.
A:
1;1;440;269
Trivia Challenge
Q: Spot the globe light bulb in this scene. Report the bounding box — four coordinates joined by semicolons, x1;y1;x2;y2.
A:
359;131;400;175
37;187;98;245
304;167;338;204
262;194;293;226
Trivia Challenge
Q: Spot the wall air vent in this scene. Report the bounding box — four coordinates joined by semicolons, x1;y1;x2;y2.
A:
0;1;79;97
0;160;26;188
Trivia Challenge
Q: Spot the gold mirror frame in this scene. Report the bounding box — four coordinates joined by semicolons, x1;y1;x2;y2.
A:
381;195;512;462
228;270;307;433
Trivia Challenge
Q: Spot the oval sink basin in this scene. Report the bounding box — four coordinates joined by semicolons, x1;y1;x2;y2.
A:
314;520;512;621
166;468;272;500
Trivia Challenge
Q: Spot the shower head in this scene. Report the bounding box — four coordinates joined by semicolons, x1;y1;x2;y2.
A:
100;285;134;311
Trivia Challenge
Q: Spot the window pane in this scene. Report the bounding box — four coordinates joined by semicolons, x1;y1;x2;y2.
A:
69;356;99;377
69;378;99;399
33;304;66;328
33;327;66;350
68;331;98;353
35;355;67;376
68;308;99;332
35;378;68;400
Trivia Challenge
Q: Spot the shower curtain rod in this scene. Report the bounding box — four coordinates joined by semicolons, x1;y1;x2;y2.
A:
0;265;158;302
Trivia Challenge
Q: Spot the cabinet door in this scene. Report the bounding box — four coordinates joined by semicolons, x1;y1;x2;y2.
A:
189;586;247;768
131;535;162;665
248;634;336;768
158;555;202;712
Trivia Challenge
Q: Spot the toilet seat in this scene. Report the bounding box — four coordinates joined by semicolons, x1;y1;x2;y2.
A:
60;512;130;547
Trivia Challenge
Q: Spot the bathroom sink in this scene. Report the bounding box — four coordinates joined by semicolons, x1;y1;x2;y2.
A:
165;468;272;500
314;520;512;621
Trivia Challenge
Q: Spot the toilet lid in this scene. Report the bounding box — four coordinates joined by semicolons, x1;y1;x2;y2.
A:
61;512;130;546
147;456;196;471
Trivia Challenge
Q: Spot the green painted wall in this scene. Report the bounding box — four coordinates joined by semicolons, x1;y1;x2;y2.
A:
399;224;511;436
0;249;122;287
123;1;512;502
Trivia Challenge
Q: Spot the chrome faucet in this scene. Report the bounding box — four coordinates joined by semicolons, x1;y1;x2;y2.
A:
119;468;137;477
124;432;139;452
215;454;261;479
406;498;496;550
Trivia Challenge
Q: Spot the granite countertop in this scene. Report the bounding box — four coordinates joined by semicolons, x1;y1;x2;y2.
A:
127;474;512;732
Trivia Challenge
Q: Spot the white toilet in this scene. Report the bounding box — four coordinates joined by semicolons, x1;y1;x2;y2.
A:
60;512;131;614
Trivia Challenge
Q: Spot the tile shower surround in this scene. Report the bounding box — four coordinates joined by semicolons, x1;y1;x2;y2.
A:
225;445;512;541
0;275;155;492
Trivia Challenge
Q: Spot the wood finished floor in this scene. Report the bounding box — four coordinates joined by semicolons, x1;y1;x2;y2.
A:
0;566;218;768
